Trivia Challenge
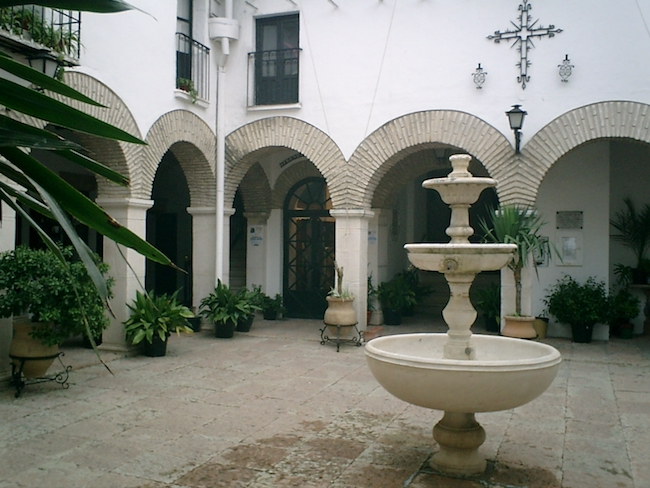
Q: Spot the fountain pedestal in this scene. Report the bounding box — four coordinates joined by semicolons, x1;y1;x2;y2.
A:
432;412;486;475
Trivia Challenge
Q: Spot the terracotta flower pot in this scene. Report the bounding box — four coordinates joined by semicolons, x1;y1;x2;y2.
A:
502;315;537;339
9;319;58;378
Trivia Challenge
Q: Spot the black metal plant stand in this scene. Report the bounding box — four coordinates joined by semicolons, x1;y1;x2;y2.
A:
9;352;72;398
320;323;363;352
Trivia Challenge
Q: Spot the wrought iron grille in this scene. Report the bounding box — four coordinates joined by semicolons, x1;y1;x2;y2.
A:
0;5;80;59
248;48;300;106
176;32;210;102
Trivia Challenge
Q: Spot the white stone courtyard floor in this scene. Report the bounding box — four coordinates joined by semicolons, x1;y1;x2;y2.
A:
1;315;649;488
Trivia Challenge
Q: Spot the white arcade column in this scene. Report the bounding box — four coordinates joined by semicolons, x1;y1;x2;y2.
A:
331;209;374;329
187;206;216;313
244;212;270;290
96;197;152;352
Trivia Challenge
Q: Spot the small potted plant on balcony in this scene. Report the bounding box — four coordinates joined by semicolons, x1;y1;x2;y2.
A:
176;77;198;103
544;275;608;343
124;289;194;357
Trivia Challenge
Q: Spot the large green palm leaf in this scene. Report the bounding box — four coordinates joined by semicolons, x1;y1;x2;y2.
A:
0;0;179;300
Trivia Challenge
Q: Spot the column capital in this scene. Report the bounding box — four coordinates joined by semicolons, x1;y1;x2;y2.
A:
187;206;216;216
330;208;375;219
244;212;270;224
96;197;154;211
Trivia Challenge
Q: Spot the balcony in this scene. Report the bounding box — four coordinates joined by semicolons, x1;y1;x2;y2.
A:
248;48;300;107
0;5;80;60
176;32;210;102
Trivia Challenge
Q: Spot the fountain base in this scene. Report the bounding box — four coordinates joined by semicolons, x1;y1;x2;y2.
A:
432;412;486;476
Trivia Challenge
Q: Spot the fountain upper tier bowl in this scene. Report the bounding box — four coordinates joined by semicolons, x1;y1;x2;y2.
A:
405;243;517;274
365;334;562;413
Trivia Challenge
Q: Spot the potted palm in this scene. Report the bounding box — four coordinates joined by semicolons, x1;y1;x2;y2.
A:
610;198;650;284
479;205;553;338
544;276;608;343
124;289;194;357
0;246;113;378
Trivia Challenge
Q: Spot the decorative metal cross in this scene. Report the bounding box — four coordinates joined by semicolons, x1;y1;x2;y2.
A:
488;1;562;89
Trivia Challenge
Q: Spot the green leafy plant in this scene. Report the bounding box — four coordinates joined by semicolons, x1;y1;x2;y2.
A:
176;77;198;103
124;289;194;346
199;280;254;325
479;205;554;317
392;267;433;314
0;6;79;56
367;274;377;311
0;245;113;346
377;278;417;313
607;288;641;327
0;0;175;304
260;293;286;319
473;281;500;328
544;275;608;341
610;198;650;283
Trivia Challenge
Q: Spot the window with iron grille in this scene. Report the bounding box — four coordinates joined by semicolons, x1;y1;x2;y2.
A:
251;14;299;106
176;0;209;102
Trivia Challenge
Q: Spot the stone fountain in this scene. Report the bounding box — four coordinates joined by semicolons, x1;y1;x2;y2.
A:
365;154;561;476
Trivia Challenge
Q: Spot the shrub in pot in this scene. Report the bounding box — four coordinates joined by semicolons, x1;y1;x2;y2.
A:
607;288;640;339
0;246;113;377
124;290;194;357
260;293;286;320
392;267;433;316
377;278;416;326
544;276;608;343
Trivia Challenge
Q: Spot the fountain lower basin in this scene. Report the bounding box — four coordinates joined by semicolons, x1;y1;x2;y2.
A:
365;334;561;413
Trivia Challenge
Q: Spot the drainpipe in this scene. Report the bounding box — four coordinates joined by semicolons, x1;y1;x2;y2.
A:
209;0;239;284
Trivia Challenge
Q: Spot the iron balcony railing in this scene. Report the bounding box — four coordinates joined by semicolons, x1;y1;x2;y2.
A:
0;5;80;59
248;48;300;106
176;32;210;102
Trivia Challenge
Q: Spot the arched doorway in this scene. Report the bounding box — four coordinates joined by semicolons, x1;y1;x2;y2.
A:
146;151;193;306
283;177;335;318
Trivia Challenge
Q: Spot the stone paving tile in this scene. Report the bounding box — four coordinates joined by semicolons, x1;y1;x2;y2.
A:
1;318;649;487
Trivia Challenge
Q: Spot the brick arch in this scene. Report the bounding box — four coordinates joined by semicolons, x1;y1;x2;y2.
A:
348;110;511;209
142;111;215;206
239;162;272;214
519;101;650;204
272;160;323;209
38;71;142;199
224;117;345;208
372;148;490;208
